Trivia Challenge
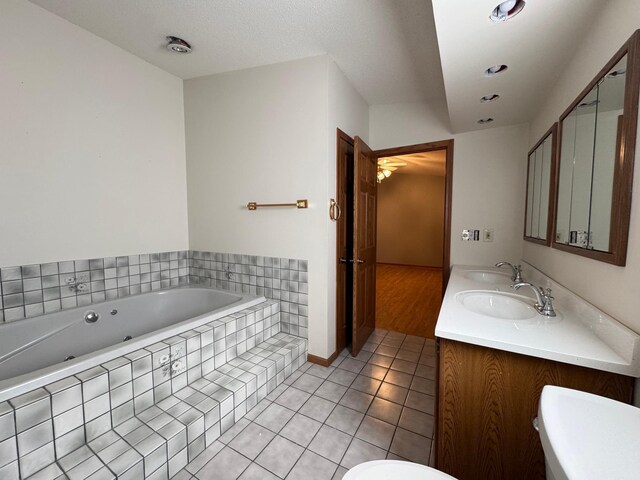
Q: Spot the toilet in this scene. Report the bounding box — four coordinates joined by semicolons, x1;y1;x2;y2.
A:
344;460;457;480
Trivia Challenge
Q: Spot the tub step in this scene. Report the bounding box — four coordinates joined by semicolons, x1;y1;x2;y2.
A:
23;333;307;480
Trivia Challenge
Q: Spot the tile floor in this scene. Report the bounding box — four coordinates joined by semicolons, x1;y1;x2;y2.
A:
174;329;437;480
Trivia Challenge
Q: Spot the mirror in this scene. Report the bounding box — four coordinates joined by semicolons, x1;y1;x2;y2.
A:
553;31;640;265
525;124;556;245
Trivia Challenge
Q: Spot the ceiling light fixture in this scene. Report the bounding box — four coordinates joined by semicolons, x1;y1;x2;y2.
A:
478;118;494;124
376;158;407;183
166;36;192;54
489;0;526;23
485;65;508;77
481;94;501;103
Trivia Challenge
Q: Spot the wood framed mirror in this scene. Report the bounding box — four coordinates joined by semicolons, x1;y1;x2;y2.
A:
524;124;557;245
552;30;640;265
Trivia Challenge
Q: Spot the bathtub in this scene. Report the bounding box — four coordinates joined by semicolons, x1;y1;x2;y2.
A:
0;286;264;402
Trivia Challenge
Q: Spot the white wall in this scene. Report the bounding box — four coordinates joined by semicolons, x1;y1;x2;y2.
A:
370;103;528;267
326;60;370;356
377;173;445;267
185;56;368;358
0;0;189;267
523;2;640;338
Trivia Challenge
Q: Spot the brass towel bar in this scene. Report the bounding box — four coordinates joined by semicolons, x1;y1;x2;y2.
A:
247;199;308;210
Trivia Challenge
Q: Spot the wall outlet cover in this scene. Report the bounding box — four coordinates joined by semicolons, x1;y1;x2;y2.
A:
483;229;494;242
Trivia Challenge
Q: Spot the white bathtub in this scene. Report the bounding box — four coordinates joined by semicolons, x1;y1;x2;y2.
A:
0;286;264;401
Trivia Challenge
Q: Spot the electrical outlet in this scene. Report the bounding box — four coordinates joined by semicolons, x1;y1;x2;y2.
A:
483;229;494;242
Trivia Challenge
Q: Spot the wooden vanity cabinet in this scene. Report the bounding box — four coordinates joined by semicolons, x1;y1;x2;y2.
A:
436;338;634;480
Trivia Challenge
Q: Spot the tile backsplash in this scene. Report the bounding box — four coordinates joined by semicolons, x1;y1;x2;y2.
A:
188;251;309;339
0;250;309;338
0;251;191;323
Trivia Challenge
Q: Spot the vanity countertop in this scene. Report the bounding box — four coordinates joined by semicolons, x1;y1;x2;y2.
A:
435;264;640;377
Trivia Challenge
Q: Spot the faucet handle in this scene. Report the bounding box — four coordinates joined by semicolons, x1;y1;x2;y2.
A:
540;288;557;317
513;264;524;283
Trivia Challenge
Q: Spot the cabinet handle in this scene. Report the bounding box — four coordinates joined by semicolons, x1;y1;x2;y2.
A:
532;417;539;432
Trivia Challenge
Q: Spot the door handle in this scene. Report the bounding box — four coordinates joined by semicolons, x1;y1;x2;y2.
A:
329;199;342;221
355;259;365;264
339;257;353;264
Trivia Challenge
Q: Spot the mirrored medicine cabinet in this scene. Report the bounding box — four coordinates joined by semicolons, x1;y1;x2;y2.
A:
524;124;556;245
551;30;640;265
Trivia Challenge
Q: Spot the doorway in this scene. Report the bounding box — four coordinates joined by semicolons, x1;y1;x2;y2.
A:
334;131;453;356
376;149;447;338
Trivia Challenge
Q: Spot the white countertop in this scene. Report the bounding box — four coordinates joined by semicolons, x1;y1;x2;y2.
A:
435;264;640;377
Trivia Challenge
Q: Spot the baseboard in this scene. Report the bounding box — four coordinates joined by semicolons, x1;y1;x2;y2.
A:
307;350;339;367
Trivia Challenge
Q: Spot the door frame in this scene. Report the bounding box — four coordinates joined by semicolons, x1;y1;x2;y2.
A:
373;139;454;292
332;133;454;362
334;128;354;359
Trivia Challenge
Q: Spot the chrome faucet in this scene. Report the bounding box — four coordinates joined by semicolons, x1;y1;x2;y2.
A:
495;262;523;283
65;276;88;293
512;282;556;317
224;264;233;280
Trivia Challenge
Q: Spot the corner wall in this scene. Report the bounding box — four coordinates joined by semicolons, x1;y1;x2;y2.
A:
185;56;369;358
377;173;445;267
0;0;189;267
326;60;370;356
370;103;528;267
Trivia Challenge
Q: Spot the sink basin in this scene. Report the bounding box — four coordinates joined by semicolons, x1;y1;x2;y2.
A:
464;270;512;284
456;291;537;320
539;386;640;480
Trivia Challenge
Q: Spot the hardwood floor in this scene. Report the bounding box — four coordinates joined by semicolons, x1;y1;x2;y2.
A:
375;263;443;339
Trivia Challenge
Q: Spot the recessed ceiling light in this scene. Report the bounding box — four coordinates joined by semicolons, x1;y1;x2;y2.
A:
607;68;626;78
578;100;599;108
489;0;526;23
478;118;494;124
166;36;192;54
481;94;500;103
484;65;509;77
485;65;508;77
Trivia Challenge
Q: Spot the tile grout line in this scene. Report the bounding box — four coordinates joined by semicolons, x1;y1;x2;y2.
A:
187;328;436;479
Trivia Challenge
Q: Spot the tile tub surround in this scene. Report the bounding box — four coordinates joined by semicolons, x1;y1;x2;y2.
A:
189;251;309;339
0;251;191;323
0;300;308;479
0;251;309;339
172;329;437;480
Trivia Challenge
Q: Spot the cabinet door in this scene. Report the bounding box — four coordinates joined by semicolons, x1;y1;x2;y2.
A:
437;339;633;480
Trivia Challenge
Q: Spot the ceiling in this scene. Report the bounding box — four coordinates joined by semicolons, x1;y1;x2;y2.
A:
28;0;446;106
28;0;608;133
431;0;604;132
379;151;446;177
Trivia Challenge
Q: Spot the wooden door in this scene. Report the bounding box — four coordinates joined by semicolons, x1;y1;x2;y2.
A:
336;131;354;354
352;136;377;356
